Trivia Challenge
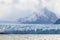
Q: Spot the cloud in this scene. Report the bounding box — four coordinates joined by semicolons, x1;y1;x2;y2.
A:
0;0;42;21
0;0;60;22
44;0;60;18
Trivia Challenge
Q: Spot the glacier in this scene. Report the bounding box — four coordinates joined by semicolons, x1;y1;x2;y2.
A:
0;24;60;34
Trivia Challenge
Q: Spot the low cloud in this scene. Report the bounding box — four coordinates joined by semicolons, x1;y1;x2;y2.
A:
0;0;59;22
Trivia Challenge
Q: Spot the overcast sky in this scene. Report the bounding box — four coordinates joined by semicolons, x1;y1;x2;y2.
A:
0;0;60;21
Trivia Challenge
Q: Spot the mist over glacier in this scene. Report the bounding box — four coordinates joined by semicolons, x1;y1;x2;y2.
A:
0;0;60;23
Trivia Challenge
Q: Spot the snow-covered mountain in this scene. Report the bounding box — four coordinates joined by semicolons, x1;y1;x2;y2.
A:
54;19;60;24
18;8;58;24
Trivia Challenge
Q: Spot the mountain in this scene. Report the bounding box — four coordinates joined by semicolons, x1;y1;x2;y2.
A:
54;19;60;24
18;8;58;24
